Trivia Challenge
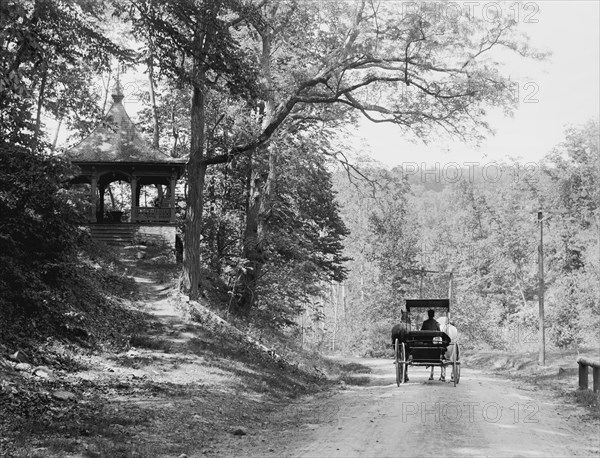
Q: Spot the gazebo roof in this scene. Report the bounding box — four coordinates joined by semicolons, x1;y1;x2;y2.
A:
66;88;185;167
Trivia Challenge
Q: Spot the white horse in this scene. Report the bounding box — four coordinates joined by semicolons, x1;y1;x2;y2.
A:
429;316;458;381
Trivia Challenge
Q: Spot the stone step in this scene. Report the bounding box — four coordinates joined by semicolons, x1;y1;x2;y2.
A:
89;225;136;246
90;226;136;232
93;237;135;245
86;224;176;250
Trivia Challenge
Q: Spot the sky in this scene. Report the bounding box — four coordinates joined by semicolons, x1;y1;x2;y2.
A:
357;0;600;168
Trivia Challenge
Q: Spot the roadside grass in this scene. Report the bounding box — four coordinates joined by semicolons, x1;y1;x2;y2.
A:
570;389;600;421
329;360;373;386
339;374;371;385
338;361;373;374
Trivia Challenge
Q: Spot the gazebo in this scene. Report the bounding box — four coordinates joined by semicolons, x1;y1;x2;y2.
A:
66;83;186;247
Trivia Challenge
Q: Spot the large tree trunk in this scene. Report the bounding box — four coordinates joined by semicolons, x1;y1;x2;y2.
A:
233;142;275;314
233;24;276;315
183;50;207;300
234;154;264;314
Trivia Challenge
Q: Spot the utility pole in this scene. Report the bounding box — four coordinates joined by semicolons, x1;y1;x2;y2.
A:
448;270;454;324
538;210;545;366
596;213;600;307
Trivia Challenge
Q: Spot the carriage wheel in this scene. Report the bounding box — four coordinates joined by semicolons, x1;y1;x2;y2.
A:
452;343;460;387
395;338;401;387
400;342;407;384
455;343;461;385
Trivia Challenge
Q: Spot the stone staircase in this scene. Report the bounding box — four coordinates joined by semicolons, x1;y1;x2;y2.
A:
89;224;137;246
88;224;177;251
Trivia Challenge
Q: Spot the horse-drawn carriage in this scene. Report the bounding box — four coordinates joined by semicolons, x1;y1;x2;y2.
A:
392;299;461;387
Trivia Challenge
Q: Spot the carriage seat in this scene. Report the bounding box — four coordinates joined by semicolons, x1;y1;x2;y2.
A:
406;331;451;362
406;331;451;346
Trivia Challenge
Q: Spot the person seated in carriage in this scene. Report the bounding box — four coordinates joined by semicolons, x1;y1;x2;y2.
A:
421;309;441;331
422;309;444;380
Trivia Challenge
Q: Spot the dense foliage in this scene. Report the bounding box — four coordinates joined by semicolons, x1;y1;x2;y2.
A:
0;0;134;347
317;120;599;355
0;145;79;315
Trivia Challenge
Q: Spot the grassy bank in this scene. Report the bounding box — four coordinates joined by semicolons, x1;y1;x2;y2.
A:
0;248;365;457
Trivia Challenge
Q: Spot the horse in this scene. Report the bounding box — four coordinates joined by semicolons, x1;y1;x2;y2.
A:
391;311;411;382
429;316;458;382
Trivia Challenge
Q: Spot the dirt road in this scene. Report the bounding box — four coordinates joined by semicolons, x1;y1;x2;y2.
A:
226;358;599;458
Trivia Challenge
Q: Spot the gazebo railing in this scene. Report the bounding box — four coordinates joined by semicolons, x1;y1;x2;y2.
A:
132;207;172;223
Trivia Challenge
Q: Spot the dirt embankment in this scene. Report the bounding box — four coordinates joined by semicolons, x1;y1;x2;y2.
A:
0;254;358;457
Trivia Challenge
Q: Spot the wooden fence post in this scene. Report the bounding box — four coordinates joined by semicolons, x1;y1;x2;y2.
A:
579;362;589;390
577;357;600;392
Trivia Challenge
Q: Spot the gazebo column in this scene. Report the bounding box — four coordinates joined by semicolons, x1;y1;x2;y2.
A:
135;183;142;207
155;183;164;206
90;170;98;223
170;172;177;223
131;173;137;223
99;184;106;223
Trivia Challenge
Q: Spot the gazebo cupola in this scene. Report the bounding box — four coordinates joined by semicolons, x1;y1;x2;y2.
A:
66;80;185;225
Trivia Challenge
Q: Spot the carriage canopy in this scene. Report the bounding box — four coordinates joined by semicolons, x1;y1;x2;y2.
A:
405;299;450;310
